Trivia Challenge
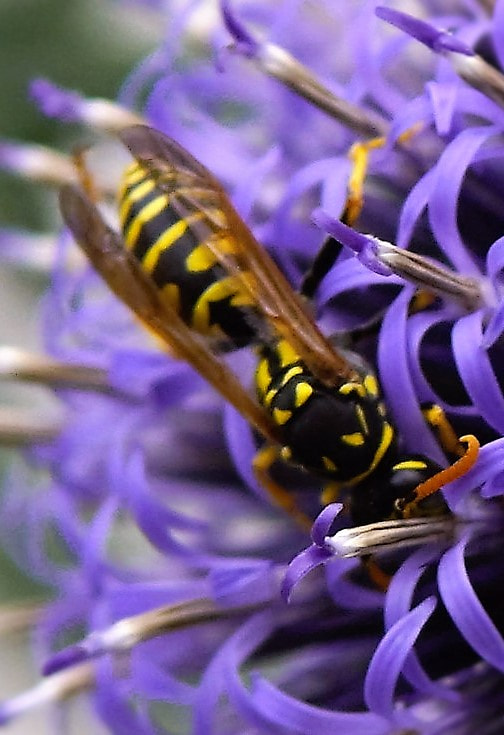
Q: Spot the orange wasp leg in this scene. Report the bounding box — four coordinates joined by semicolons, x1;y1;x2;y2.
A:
301;125;422;300
362;556;391;592
422;404;467;458
401;434;480;519
319;480;342;506
345;124;421;226
72;147;100;204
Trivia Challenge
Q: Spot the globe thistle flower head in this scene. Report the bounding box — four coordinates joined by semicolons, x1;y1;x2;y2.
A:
1;1;504;734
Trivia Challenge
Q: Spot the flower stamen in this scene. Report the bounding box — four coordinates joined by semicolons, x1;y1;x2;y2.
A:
221;0;387;137
0;138;118;197
312;212;486;311
0;347;112;393
377;7;504;111
0;140;76;187
44;598;261;676
325;516;457;558
0;408;61;445
0;664;94;726
30;78;143;133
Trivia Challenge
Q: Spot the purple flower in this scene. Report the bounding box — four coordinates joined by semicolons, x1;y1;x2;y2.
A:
1;1;504;733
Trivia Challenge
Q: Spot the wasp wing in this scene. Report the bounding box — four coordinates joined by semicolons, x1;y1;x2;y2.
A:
119;125;356;386
59;184;281;444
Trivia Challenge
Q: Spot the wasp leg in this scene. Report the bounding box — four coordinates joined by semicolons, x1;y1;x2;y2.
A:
302;247;435;351
362;555;391;591
302;126;421;301
252;445;312;530
422;403;466;458
300;137;386;300
72;147;100;203
300;236;344;300
400;434;480;519
300;136;382;300
319;480;343;506
346;125;421;226
345;135;386;226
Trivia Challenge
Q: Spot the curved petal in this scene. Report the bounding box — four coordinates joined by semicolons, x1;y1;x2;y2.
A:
385;548;460;702
364;597;437;717
379;288;447;463
429;126;500;274
250;675;390;735
438;536;504;672
452;311;504;434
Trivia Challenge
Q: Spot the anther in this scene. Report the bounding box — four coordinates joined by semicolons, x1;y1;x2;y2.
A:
325;515;457;558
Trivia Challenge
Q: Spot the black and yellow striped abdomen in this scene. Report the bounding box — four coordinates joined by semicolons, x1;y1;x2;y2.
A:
118;162;258;349
256;338;398;485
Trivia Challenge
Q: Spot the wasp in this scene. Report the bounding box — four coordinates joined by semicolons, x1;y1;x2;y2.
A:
59;124;478;531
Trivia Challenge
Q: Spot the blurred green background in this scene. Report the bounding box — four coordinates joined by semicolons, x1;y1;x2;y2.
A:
0;0;158;574
0;1;157;704
0;0;157;230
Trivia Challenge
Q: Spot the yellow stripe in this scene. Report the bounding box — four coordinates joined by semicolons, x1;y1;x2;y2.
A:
364;374;379;396
348;421;394;486
229;272;256;308
117;164;147;205
185;228;237;273
191;276;242;334
159;282;181;313
264;388;276;408
280;366;304;388
322;456;337;472
124;195;168;250
276;340;299;368
143;218;189;273
294;382;313;408
186;242;217;272
119;177;156;228
256;359;272;397
273;407;292;425
341;432;365;447
392;460;428;472
355;404;369;435
339;382;366;399
120;163;145;187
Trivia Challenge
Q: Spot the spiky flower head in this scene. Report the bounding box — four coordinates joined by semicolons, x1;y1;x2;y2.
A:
1;1;504;733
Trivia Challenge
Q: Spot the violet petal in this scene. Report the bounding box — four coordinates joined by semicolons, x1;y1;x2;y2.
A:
438;536;504;672
29;78;83;122
379;288;447;463
385;548;460;702
364;597;437;717
452;310;504;434
281;544;333;603
375;7;474;56
428;126;499;274
250;675;390;735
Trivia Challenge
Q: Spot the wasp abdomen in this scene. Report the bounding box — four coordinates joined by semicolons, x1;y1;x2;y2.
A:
256;339;397;483
118;162;258;348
